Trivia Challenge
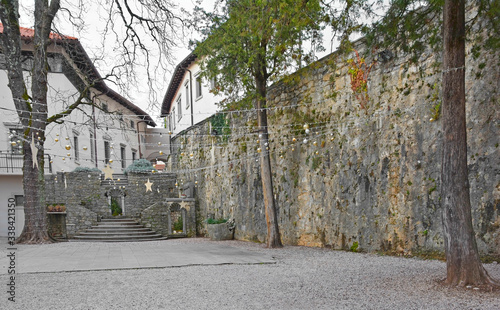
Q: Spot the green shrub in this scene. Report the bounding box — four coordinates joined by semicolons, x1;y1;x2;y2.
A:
73;166;101;172
110;198;122;216
124;159;156;175
350;241;359;252
206;218;228;224
173;216;183;231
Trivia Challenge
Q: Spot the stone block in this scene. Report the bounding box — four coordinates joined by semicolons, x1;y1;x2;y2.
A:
207;223;234;241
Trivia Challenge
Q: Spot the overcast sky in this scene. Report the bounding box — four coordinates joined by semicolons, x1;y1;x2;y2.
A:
17;0;340;122
17;1;209;120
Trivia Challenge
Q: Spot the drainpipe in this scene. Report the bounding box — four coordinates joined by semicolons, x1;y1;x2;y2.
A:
91;96;98;168
136;120;148;159
185;68;194;126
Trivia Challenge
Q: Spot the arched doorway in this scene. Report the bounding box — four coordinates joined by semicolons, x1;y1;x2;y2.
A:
167;202;187;236
106;188;126;216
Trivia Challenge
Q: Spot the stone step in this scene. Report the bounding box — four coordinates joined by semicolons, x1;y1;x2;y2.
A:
73;218;166;242
73;237;168;242
88;227;152;232
100;218;137;222
95;222;140;226
74;234;165;240
78;231;158;236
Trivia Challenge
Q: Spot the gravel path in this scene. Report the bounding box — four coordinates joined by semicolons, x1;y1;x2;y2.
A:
2;238;499;309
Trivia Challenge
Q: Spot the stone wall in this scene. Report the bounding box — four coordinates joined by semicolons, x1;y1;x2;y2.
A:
139;198;196;237
139;202;170;236
124;172;178;217
45;170;177;236
170;27;499;256
65;205;98;238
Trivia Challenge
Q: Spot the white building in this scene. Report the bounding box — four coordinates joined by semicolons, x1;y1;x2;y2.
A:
0;25;156;237
161;53;222;136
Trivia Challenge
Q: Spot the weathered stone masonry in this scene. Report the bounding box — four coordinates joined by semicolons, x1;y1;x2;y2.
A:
45;171;179;237
171;29;499;256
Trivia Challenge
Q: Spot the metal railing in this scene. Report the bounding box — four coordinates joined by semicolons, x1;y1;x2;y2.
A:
0;152;52;173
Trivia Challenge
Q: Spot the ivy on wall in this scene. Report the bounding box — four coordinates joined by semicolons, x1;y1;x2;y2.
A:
347;50;376;110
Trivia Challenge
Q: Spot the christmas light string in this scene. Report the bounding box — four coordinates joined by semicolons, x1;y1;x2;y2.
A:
2;93;426;170
3;73;447;174
7;71;454;123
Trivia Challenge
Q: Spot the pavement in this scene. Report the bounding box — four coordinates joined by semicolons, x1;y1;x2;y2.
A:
0;237;275;274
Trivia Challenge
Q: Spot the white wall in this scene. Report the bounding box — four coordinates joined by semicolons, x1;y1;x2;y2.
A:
1;68;150;175
144;128;170;162
167;61;222;135
0;175;24;237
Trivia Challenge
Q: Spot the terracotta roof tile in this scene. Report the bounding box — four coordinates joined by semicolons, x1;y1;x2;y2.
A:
0;23;78;41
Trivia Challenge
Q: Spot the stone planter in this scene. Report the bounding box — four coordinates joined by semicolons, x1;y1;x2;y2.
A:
207;222;234;241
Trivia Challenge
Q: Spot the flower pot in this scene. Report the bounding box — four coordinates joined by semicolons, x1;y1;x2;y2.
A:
207;222;234;241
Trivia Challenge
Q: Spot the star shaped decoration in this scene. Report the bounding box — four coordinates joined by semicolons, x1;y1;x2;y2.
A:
31;133;39;168
103;164;114;180
145;178;153;192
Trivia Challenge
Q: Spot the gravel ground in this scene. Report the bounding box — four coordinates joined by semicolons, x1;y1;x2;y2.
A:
2;238;499;310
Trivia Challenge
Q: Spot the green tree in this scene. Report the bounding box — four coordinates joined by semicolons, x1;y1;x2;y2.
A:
440;0;498;289
193;0;325;248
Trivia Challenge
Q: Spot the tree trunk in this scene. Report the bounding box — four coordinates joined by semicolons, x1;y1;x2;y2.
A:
255;75;282;248
16;140;50;243
0;0;59;243
441;0;498;288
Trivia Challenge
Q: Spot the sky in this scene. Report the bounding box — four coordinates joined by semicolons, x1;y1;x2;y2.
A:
17;0;342;123
18;0;213;122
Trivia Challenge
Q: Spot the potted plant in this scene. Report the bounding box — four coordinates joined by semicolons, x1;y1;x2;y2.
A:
206;218;235;240
47;203;66;212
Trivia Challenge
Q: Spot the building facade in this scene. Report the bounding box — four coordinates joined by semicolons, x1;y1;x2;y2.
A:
0;25;156;237
161;53;222;136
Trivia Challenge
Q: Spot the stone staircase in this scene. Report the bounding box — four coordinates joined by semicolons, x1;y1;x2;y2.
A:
73;218;167;242
100;174;128;187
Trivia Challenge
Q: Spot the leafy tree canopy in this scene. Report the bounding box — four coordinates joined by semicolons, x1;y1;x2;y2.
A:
192;0;326;109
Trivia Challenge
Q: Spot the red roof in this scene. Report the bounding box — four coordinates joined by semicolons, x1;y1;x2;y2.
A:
0;23;78;41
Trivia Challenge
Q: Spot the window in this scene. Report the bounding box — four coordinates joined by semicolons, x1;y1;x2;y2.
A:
90;132;95;163
130;120;135;129
195;75;202;98
14;195;24;206
132;149;137;162
120;145;126;169
8;129;22;154
185;81;190;109
104;140;111;164
177;96;182;120
73;133;79;162
210;77;217;92
101;103;108;112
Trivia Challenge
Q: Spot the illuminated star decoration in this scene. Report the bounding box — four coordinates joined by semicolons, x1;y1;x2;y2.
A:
103;165;114;180
31;133;39;168
145;178;153;192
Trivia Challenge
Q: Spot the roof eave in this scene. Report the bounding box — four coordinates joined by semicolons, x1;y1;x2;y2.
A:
160;53;197;117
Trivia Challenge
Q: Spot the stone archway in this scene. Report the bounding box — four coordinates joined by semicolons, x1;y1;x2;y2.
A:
167;202;186;236
163;198;195;237
106;188;126;216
